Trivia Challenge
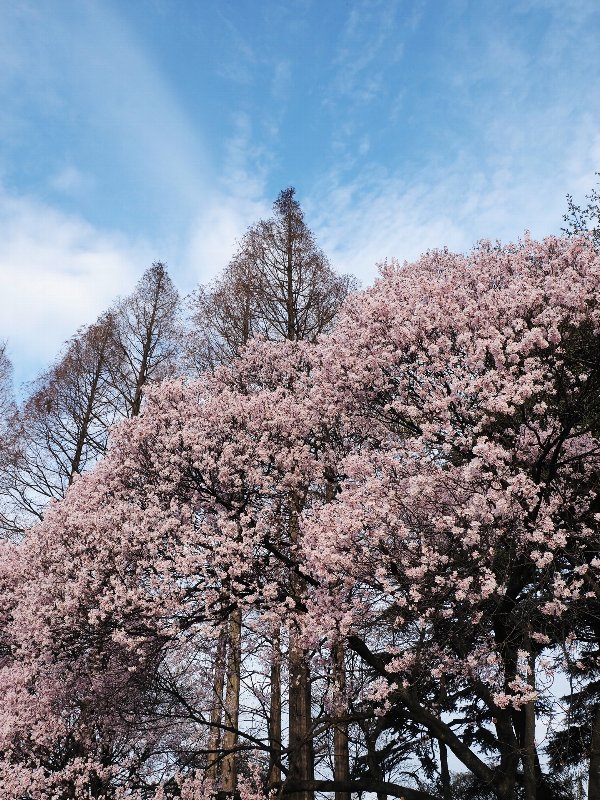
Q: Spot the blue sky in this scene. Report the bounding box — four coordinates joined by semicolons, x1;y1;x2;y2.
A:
1;0;599;387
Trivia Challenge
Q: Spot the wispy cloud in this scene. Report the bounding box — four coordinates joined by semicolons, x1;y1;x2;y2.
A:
0;1;210;223
330;0;405;103
220;113;272;199
0;185;152;388
310;119;600;285
48;166;92;197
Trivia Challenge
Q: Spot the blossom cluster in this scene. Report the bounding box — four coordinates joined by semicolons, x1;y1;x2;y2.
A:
0;236;598;796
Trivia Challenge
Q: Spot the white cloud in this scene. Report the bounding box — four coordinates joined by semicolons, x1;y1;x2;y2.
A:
0;1;210;220
48;166;91;196
310;120;600;286
183;191;271;287
0;185;152;388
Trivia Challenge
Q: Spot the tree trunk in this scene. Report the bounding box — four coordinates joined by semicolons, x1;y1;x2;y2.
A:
268;626;282;789
439;741;451;800
494;709;519;800
523;701;536;800
519;635;536;800
286;209;295;341
589;703;600;800
68;353;104;483
221;608;242;795
332;640;350;800
130;325;152;418
363;724;386;800
207;628;227;782
287;498;314;800
288;634;314;800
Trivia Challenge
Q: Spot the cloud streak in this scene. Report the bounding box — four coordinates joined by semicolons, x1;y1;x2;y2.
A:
0;0;599;389
0;1;210;227
310;120;600;286
0;185;152;390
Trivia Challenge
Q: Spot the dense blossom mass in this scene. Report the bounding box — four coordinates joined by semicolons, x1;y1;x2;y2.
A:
0;236;599;799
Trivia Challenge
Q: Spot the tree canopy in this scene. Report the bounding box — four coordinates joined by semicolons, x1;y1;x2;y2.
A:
0;235;598;799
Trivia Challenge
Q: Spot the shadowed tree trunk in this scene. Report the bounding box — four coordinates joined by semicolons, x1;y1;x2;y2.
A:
439;742;451;800
269;626;282;789
287;499;314;800
207;628;227;782
589;704;600;800
221;608;242;795
288;636;314;800
332;640;350;800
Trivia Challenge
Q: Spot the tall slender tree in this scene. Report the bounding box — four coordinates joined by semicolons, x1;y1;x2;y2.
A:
0;343;14;424
110;261;180;417
184;189;354;798
0;262;181;534
185;187;355;373
0;316;119;533
0;343;17;536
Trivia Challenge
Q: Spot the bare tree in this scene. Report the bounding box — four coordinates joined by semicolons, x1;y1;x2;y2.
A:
0;316;119;533
563;173;600;250
0;343;18;537
184;260;255;374
185;188;355;373
110;261;180;417
0;262;180;533
252;187;354;343
0;343;14;425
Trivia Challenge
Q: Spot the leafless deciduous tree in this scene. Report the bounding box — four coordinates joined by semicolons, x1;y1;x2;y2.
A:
0;343;14;424
0;343;18;536
185;187;355;373
0;262;181;534
563;172;600;250
110;261;180;417
0;316;119;533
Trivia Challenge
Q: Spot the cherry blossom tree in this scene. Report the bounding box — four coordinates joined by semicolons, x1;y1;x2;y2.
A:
301;236;600;800
1;236;599;800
